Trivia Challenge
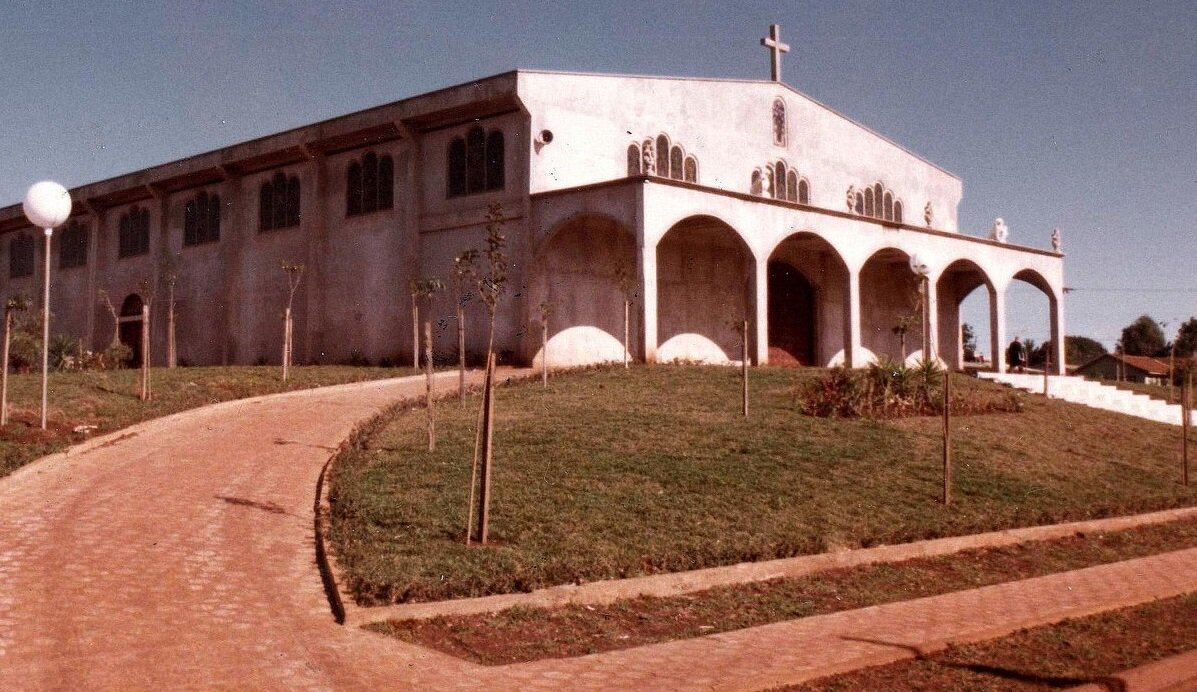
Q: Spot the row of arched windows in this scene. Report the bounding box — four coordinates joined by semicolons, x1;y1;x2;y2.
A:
448;127;504;198
261;172;301;231
184;191;221;246
9;234;33;279
752;160;809;204
119;206;151;258
626;134;698;183
59;220;89;269
850;183;904;224
347;152;394;216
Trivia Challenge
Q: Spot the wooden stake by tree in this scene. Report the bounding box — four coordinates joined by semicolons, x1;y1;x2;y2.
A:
280;262;305;382
943;368;952;505
467;203;507;546
137;280;155;401
98;289;121;354
411;278;445;451
539;301;553;387
741;319;750;417
451;250;478;403
162;253;181;368
1;295;30;426
1182;369;1191;487
615;267;635;369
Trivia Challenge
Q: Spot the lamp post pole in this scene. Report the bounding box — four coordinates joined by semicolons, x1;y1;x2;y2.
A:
23;181;72;431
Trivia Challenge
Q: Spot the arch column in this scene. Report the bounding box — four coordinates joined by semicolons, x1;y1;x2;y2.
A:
990;286;1007;373
754;256;769;365
1051;292;1065;374
639;241;657;363
846;268;863;367
924;276;939;362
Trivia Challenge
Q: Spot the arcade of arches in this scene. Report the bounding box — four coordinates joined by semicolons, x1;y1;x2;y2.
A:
529;215;1060;373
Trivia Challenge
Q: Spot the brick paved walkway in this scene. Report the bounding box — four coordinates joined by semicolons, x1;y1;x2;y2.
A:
2;372;1197;691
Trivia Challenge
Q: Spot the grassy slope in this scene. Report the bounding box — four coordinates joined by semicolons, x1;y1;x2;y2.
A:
330;365;1197;605
0;365;414;477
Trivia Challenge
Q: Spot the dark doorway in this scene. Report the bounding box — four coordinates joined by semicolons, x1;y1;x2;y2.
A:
768;261;816;365
119;294;144;368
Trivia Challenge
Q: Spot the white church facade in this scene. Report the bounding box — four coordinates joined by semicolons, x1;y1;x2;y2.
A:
0;29;1066;374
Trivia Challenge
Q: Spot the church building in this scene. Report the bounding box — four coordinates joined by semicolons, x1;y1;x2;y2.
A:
0;26;1065;373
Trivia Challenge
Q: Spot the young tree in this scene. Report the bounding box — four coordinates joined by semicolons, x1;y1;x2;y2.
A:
961;323;978;361
162;253;181;368
450;250;478;402
280;262;305;382
614;266;636;368
411;278;445;450
478;202;509;360
137;279;155;401
1;295;30;426
1120;315;1165;356
407;279;421;370
538;300;553;387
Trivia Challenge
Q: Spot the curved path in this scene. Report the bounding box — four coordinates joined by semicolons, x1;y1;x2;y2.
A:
4;372;1197;691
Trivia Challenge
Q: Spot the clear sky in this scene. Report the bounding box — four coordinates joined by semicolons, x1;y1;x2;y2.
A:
2;1;1194;354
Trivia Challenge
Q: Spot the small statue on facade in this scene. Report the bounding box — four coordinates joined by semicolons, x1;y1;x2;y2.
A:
846;186;857;212
763;165;775;198
1051;227;1062;252
923;202;933;227
750;168;764;196
641;138;656;176
989;218;1009;243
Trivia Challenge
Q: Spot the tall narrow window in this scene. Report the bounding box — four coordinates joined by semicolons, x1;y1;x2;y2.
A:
59;220;89;269
772;98;787;146
883;191;894;221
627;144;641;176
118;205;150;258
208;194;221;242
855;192;864;215
9;233;34;278
466;127;486;194
260;182;274;231
362;152;378;213
184;191;219;246
864;188;874;217
683;156;697;182
798;178;810;205
669;146;683;181
893;200;903;224
786;171;798;202
656;135;669;178
272;172;288;228
873;183;884;212
377;155;394;210
448;138;467;197
347;162;363;216
774;162;787;198
485;131;504;191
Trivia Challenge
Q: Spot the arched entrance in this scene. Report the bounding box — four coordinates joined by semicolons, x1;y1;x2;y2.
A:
860;248;923;364
936;259;996;371
767;261;815;365
1007;268;1062;374
119;294;144;367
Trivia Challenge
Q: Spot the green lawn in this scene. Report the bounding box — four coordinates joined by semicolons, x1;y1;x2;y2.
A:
329;365;1197;606
0;365;415;477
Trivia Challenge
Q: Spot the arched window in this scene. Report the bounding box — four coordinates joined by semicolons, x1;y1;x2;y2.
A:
9;233;34;278
447;128;504;197
656;135;670;178
485;131;504;191
627;144;641;176
347;162;363;215
466;127;486;194
893;200;903;224
883;191;894;221
118;205;150;258
670;146;684;181
786;171;798;202
184;191;220;246
855;192;864;215
773;162;787;198
683;156;697;182
261;172;301;231
59;220;88;269
798;178;810;205
863;188;874;217
873;183;884;212
378;155;394;209
772;98;787;146
362;152;378;213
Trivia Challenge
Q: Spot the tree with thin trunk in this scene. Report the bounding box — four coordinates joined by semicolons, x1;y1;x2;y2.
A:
137;279;155;401
281;262;305;382
411;278;445;451
162;253;181;368
539;301;553;387
451;250;478;402
1;295;30;426
467;202;507;546
408;279;421;370
614;266;636;368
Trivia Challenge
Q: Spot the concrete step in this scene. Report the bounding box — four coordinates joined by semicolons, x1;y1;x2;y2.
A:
978;372;1196;427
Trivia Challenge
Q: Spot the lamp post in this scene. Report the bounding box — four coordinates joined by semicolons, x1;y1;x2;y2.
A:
908;253;931;362
22;181;72;430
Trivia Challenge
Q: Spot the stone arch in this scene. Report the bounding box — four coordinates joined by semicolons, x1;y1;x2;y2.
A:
656;215;756;364
530;213;637;367
936;258;997;370
1006;267;1061;373
859;247;926;364
119;293;145;368
767;232;850;366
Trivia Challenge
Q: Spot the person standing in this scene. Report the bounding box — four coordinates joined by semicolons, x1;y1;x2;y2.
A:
1007;336;1025;373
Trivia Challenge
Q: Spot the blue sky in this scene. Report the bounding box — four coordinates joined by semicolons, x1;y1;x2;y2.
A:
2;1;1194;354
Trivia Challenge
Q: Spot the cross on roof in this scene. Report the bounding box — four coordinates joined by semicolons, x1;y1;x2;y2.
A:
760;24;790;83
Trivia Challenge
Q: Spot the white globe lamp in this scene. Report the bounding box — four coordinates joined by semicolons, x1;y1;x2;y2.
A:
22;181;72;430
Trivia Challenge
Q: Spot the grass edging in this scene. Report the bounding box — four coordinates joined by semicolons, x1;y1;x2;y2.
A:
348;504;1197;627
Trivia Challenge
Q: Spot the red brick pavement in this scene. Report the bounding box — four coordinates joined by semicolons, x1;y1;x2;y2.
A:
2;372;1197;691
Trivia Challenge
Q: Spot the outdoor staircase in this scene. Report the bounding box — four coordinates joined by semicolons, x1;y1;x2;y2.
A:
978;372;1197;427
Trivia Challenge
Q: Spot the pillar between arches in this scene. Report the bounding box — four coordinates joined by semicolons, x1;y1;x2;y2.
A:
991;287;1007;373
846;269;863;368
924;275;939;363
639;242;657;363
755;257;769;365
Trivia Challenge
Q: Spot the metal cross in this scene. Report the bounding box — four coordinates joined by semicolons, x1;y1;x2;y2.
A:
760;24;790;82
